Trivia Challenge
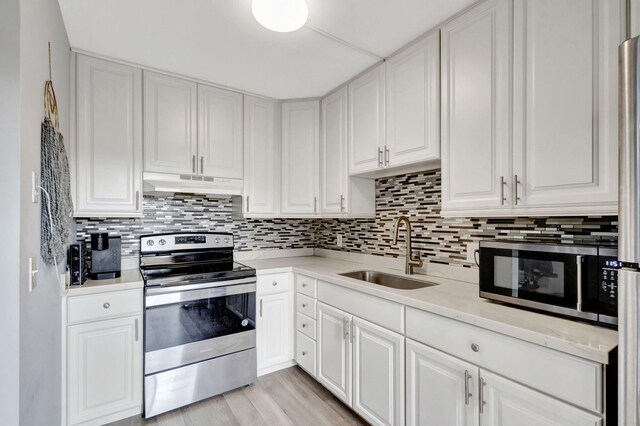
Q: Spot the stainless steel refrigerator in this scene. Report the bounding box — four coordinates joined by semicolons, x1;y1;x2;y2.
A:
619;34;640;425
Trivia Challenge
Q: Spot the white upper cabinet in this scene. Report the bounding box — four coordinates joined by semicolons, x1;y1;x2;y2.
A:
349;64;386;175
321;87;349;214
441;0;512;214
198;85;243;179
143;71;197;175
244;96;277;215
73;54;143;217
280;100;320;215
441;0;623;217
511;0;621;212
386;29;440;168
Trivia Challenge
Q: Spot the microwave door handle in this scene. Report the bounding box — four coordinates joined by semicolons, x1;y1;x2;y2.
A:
576;255;583;312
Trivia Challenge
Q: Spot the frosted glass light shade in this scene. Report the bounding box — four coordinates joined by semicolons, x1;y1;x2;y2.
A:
252;0;308;33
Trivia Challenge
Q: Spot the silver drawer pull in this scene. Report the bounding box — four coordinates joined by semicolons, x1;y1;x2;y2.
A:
302;303;307;308
103;302;110;309
302;351;307;356
471;343;480;352
302;323;307;328
302;283;307;287
272;281;278;286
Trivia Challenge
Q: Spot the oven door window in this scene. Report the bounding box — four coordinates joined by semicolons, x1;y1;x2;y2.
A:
480;249;580;308
145;287;256;353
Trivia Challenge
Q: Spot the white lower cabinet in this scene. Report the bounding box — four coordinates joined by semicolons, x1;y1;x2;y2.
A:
317;301;404;426
257;274;293;376
65;289;143;426
406;339;477;426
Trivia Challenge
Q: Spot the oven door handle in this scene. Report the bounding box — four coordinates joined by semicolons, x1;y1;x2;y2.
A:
146;282;256;307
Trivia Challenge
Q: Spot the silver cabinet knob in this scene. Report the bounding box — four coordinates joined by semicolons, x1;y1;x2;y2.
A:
302;303;307;308
146;240;154;246
302;351;307;356
471;343;480;352
103;302;110;309
302;283;307;287
159;239;166;246
272;281;278;286
302;323;307;328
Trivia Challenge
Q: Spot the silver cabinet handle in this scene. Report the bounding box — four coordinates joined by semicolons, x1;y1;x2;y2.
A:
135;190;140;210
384;146;389;166
464;370;473;405
134;318;139;342
576;255;584;311
340;195;345;212
302;323;307;328
246;196;249;213
471;343;480;352
103;303;110;309
314;197;317;213
377;148;383;167
272;281;278;286
192;155;196;173
302;283;307;288
342;317;349;341
200;156;204;174
302;303;307;308
500;176;506;205
302;351;307;356
479;377;486;414
259;299;263;317
350;319;354;343
513;175;521;205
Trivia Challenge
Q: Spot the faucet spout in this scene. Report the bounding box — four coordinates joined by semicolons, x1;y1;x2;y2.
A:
392;216;423;275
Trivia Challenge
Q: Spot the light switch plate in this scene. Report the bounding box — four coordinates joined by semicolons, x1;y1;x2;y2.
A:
28;257;38;292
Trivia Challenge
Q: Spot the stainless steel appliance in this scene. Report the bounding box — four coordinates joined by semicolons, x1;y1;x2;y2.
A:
139;232;257;418
618;34;640;425
68;243;87;286
89;233;121;279
479;239;618;326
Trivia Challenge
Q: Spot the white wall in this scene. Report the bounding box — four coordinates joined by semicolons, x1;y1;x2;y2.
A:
19;0;70;424
0;0;22;423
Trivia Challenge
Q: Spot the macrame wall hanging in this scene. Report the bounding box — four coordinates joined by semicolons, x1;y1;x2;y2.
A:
40;42;74;265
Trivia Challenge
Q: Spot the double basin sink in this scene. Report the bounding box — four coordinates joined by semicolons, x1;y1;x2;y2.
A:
339;270;437;290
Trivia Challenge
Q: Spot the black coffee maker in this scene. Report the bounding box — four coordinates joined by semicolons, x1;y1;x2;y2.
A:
90;233;121;279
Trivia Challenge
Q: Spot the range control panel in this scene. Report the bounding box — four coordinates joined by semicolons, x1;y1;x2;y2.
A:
140;233;234;253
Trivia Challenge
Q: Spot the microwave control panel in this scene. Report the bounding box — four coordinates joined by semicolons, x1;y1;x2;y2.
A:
600;258;619;309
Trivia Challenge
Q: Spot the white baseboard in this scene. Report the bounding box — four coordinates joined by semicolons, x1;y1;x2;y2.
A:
257;359;296;377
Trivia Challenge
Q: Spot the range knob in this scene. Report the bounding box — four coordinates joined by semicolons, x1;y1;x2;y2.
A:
146;240;155;247
159;239;166;246
224;238;230;243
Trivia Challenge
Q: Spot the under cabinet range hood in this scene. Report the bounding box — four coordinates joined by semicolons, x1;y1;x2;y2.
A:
143;172;242;196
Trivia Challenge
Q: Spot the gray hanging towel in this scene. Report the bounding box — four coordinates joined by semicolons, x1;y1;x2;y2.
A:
40;117;74;264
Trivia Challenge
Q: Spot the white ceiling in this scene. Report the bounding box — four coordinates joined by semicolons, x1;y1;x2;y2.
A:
58;0;476;99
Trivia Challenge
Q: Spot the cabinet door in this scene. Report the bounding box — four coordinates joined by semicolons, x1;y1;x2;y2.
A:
480;370;602;426
352;317;404;426
512;0;621;211
386;30;440;167
74;54;142;217
317;302;352;405
198;85;243;179
406;339;478;426
68;315;142;425
143;71;197;175
321;87;348;214
281;100;320;215
244;96;277;215
440;0;512;214
349;64;385;175
257;292;291;371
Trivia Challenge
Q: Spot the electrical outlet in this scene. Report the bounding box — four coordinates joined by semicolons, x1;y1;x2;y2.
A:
336;234;343;247
467;242;479;264
31;171;39;204
28;257;38;292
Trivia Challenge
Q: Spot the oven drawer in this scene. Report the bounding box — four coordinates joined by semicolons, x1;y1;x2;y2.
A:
296;274;317;298
296;294;316;319
257;273;290;296
296;312;316;340
296;332;316;377
68;289;143;324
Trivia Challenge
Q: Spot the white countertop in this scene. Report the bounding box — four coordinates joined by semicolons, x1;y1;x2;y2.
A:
66;269;144;296
242;255;618;364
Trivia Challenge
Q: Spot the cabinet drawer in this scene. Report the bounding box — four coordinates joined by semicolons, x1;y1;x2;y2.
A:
317;280;403;333
405;308;602;412
296;294;316;319
296;274;317;298
296;312;316;340
296;332;316;377
257;273;290;296
68;289;143;324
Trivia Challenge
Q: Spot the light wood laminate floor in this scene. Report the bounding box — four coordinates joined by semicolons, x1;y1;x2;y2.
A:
109;367;367;426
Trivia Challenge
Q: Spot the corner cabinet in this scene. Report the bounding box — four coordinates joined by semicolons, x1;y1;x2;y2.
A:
280;100;320;216
441;0;623;217
243;96;278;216
72;54;143;217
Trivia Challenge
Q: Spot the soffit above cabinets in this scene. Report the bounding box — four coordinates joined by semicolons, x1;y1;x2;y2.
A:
58;0;476;99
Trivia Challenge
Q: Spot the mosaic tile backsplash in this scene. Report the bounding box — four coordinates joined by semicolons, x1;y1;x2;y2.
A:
75;169;617;268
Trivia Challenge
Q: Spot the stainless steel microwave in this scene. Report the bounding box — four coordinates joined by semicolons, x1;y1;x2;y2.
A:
479;240;618;326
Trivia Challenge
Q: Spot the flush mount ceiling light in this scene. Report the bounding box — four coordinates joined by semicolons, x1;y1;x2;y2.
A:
252;0;308;33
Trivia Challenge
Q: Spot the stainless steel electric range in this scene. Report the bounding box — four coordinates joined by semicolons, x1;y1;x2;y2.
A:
139;232;257;418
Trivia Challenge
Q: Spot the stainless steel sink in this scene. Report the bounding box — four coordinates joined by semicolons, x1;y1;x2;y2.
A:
339;270;438;290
